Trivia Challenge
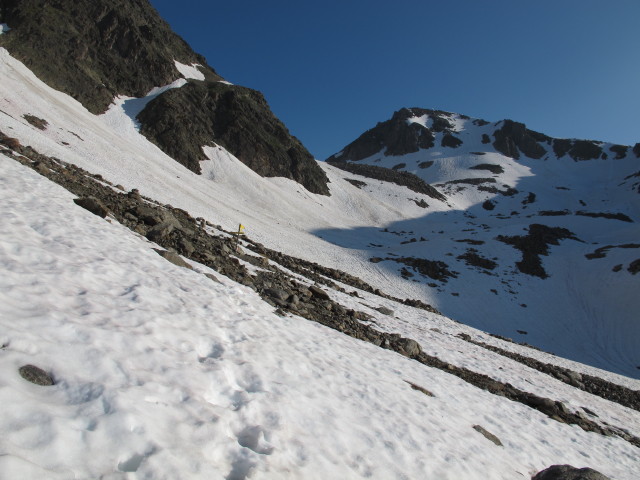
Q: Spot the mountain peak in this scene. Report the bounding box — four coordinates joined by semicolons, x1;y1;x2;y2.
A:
328;107;636;163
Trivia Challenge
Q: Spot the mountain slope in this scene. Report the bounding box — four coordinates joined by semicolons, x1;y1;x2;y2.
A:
2;133;640;480
325;108;640;377
1;8;640;477
0;0;329;194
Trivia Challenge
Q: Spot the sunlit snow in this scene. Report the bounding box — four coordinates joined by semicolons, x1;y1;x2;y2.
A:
174;60;205;81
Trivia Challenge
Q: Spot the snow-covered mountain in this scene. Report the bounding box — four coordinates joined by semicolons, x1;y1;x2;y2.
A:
326;107;640;378
0;1;639;478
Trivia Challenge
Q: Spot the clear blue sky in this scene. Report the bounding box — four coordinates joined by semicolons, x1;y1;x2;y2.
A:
149;0;639;160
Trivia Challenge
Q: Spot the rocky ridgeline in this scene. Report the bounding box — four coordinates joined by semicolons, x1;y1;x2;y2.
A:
2;132;640;450
327;160;446;201
0;0;330;195
327;107;639;163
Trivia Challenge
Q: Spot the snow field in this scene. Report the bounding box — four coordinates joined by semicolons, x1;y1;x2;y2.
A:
1;155;640;479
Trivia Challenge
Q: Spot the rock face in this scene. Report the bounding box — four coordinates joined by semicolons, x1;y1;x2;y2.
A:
0;0;216;114
328;108;445;161
0;0;330;195
137;81;329;195
492;120;550;159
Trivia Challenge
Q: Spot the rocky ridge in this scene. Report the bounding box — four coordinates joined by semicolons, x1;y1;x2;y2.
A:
327;107;637;163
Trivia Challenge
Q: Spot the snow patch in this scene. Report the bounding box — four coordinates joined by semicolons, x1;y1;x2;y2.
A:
100;78;187;134
0;23;10;34
174;60;205;81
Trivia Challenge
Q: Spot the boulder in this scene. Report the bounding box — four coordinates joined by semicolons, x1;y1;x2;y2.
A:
396;338;422;357
531;465;610;480
308;285;330;300
73;196;109;218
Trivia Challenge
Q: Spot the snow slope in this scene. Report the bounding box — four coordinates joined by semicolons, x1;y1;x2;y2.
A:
0;45;638;381
2;149;640;480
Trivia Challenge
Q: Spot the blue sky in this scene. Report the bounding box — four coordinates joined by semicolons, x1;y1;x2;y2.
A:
149;0;639;160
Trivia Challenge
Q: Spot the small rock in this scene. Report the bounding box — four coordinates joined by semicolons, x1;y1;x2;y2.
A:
204;273;221;284
531;464;611;480
405;380;434;397
472;425;502;446
19;364;54;386
375;306;394;316
154;249;192;270
73;196;109;218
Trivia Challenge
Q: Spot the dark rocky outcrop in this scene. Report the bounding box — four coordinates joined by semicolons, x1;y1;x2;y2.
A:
457;250;497;271
482;199;495;210
609;144;628;159
584;243;640;260
0;0;218;114
327;108;462;161
23;114;48;130
470;163;504;174
386;257;457;282
634;142;640;157
492;120;549;159
575;211;633;222
531;465;610;480
327;161;446;200
441;133;462;148
137;81;329;194
444;177;496;186
553;139;603;161
0;0;329;195
497;224;580;278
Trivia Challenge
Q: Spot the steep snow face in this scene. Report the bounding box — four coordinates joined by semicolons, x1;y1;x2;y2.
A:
0;46;639;378
2;154;640;480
